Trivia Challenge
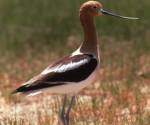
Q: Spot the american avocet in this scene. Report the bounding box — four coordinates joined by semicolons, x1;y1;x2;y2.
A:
12;1;138;125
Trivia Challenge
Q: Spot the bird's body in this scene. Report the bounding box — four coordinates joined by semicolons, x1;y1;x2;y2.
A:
12;1;138;125
14;49;99;95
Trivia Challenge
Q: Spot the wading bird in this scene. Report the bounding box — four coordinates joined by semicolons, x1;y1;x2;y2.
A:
12;1;138;125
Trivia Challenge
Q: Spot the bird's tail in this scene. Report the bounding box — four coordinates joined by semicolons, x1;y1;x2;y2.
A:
11;84;30;94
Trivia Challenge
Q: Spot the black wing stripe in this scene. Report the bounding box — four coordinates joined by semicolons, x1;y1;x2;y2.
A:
43;57;97;82
13;82;65;93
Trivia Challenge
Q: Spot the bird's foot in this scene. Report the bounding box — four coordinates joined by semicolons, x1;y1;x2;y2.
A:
60;112;70;125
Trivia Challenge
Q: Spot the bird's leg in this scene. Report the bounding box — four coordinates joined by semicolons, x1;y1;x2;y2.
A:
65;96;76;125
60;95;76;125
60;95;67;125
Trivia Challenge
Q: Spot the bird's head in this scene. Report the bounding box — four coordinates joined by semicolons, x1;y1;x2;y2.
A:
80;1;103;16
80;0;139;20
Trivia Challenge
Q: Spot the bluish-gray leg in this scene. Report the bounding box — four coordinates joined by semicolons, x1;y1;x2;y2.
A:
60;95;67;125
60;95;75;125
65;96;75;124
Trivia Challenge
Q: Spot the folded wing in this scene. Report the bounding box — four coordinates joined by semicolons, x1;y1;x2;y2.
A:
13;54;97;93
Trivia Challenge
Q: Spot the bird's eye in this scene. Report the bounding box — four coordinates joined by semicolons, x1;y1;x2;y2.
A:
93;6;97;9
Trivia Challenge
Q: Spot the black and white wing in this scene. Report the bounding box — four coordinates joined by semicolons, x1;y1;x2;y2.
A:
13;54;98;93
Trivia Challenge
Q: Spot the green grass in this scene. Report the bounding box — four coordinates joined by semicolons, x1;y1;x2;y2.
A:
0;0;149;56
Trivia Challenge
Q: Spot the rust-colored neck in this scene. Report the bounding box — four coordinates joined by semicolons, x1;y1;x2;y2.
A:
79;12;98;56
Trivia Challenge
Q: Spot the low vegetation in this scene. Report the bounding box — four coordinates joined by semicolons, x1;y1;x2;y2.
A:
0;0;149;125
